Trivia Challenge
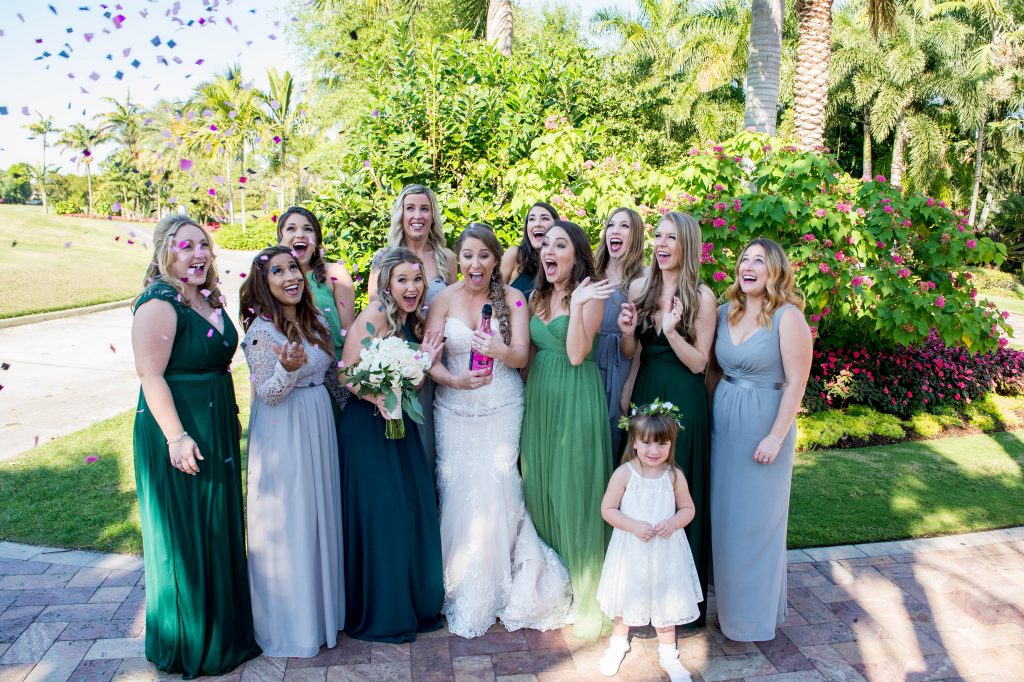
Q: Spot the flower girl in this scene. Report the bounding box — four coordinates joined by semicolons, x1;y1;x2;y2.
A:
595;401;703;680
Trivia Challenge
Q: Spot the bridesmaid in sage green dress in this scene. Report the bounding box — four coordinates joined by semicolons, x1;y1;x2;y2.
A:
276;207;355;360
501;201;559;300
131;215;260;678
520;221;617;642
619;211;718;627
338;247;446;643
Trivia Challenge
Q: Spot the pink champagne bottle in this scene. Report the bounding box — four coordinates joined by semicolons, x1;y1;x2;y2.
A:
468;303;494;376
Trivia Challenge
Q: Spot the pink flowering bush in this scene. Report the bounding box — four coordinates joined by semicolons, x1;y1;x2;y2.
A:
804;332;1024;416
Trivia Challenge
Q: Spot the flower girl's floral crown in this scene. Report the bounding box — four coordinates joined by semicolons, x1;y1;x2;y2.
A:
617;399;685;431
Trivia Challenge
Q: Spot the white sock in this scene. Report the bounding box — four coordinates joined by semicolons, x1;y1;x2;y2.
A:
659;643;678;659
610;635;629;651
658;644;691;682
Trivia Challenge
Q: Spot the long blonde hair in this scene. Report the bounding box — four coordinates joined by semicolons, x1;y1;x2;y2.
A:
594;207;646;290
635;212;703;342
374;247;427;341
138;214;223;308
388;185;450;284
455;222;512;345
726;237;805;329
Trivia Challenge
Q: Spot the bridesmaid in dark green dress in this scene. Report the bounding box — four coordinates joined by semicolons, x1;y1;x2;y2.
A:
501;201;559;300
131;215;260;679
338;247;446;643
618;211;718;627
520;221;617;642
276;206;355;360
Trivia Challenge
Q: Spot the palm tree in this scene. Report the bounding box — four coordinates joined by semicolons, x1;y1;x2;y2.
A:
58;123;106;215
259;68;306;211
23;114;60;213
744;0;785;134
95;95;144;216
793;0;833;147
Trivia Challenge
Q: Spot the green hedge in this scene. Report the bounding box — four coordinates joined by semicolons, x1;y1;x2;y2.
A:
210;221;277;251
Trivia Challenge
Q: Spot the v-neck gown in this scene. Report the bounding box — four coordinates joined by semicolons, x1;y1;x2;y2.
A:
711;304;797;642
520;314;612;641
131;281;261;678
629;322;712;627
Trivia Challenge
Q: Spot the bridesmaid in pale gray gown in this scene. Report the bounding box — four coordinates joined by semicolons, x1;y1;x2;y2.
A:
369;185;457;474
239;246;347;657
707;238;812;642
593;208;647;460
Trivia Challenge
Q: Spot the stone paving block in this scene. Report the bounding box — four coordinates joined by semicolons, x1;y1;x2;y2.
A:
854;540;918;557
804;546;867;562
780;621;857;647
14;588;98;607
452;655;496;682
755;631;816;673
786;550;814;564
88;587;133;604
65;569;111;589
0;616;36;645
787;562;817;573
493;676;537;682
25;639;92;682
111;600;145;621
285;637;372;669
0;662;34;681
84;637;145;660
0;543;51;562
370;642;410;665
67;657;120;681
0;591;18;613
0;574;72;590
961;622;1024;649
89;556;144;572
449;630;528;657
522;629;566;652
0;561;50;577
409;636;453;681
700;651;775;681
1;621;68;664
744;671;826;682
283;669;327;681
59;619;144;641
240;655;286;681
111;656;171;680
325;662;410;681
788;588;841;624
100;571;143;589
37;603;119;623
787;571;831;589
798;644;867;682
490;650;573;676
33;551;106;568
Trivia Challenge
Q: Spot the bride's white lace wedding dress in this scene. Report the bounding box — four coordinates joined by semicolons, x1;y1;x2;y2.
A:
434;317;572;638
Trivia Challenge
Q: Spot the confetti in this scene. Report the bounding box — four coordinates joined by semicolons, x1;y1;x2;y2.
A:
179;159;193;171
516;300;524;307
109;344;117;353
64;241;72;248
1;362;9;370
85;456;99;463
207;329;214;338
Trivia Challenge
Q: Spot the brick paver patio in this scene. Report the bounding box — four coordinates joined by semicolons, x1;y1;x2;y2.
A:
1;528;1023;681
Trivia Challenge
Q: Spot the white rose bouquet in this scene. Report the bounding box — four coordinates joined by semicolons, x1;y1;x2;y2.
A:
346;327;432;439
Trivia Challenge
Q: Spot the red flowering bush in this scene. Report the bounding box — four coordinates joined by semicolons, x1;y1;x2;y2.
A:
804;332;1024;416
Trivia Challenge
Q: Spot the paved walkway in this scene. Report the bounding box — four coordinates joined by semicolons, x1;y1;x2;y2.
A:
0;249;256;461
1;528;1022;681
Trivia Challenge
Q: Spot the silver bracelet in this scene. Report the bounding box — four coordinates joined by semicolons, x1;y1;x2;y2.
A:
166;431;189;445
767;434;782;446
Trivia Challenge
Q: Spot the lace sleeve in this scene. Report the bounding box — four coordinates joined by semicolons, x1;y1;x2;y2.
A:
242;319;298;407
323;360;349;411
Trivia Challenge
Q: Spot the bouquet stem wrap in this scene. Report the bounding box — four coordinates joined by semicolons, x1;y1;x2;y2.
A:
382;386;404;439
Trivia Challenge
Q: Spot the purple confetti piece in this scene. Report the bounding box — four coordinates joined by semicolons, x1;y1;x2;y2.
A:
85;456;98;463
515;300;523;307
179;159;193;170
207;329;214;338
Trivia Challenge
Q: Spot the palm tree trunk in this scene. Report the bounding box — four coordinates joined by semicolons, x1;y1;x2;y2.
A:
862;107;873;181
240;147;248;234
968;122;985;226
979;189;994;232
487;0;513;56
224;154;235;227
41;139;49;215
890;117;907;188
86;164;93;216
793;0;833;149
744;0;785;135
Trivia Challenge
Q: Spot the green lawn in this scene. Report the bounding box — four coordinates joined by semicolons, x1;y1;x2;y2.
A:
979;290;1024;316
2;370;1023;553
0;205;152;318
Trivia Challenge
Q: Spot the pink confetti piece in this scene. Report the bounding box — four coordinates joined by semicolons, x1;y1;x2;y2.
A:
111;201;121;213
161;335;169;341
273;135;281;144
64;241;72;248
179;159;193;171
207;329;214;338
238;176;247;184
340;329;347;337
208;188;216;196
239;272;247;278
516;300;524;307
113;14;125;28
85;456;99;463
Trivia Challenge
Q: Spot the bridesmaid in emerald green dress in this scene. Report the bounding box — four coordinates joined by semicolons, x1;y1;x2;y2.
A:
520;221;617;642
500;201;559;300
338;247;446;643
618;211;717;627
131;215;261;678
276;207;355;360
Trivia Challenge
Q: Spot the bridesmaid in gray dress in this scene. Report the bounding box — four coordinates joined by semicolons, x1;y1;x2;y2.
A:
593;208;647;460
368;185;457;473
239;246;347;657
707;238;812;642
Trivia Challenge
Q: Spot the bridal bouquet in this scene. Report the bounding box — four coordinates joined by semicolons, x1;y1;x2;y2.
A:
346;329;432;439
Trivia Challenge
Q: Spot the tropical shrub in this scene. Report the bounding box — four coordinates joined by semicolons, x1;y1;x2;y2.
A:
53;199;83;215
210;220;277;252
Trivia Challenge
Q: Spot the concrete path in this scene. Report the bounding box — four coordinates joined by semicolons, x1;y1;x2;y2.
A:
0;527;1022;681
0;250;256;461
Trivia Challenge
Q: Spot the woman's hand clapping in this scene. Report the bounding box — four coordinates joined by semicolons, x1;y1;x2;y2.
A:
273;341;306;372
618;301;637;336
661;296;682;337
570;277;616;308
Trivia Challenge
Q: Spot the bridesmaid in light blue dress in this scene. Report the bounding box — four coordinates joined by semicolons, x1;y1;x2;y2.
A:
368;185;457;474
592;208;647;460
708;238;812;642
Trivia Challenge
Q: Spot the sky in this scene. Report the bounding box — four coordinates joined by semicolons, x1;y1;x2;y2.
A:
0;0;631;173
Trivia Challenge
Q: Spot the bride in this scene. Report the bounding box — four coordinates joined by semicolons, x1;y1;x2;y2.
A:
425;222;572;638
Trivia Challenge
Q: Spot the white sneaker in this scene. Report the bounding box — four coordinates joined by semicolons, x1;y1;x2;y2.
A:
598;637;630;677
659;652;692;682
